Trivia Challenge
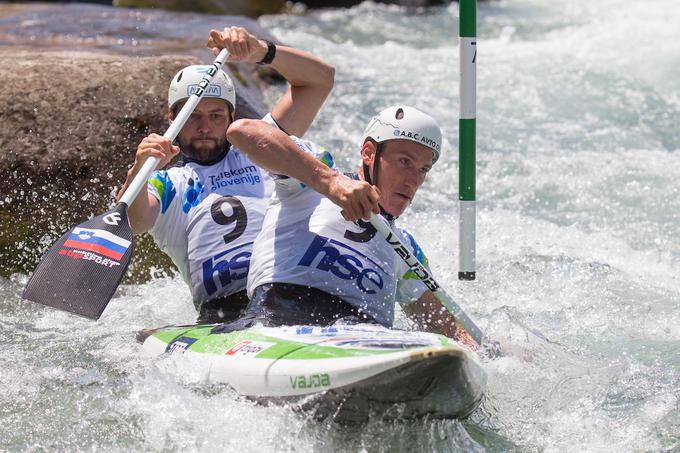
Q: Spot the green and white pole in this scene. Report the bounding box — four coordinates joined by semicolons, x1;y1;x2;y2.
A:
459;0;476;281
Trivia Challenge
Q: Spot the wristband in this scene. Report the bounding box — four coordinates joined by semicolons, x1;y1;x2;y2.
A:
257;40;276;65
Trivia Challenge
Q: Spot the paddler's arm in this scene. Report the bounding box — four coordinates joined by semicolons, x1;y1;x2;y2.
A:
227;119;379;222
115;134;179;234
208;27;334;137
403;291;479;350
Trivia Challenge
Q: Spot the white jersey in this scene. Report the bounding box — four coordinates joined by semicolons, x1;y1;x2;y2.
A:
247;137;431;327
147;114;278;307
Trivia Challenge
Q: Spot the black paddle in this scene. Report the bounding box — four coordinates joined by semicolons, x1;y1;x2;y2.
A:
22;49;230;320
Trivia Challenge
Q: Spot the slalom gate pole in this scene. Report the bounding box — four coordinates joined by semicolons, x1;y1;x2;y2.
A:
459;0;477;280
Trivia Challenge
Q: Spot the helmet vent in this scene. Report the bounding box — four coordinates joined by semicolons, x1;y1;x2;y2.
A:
395;108;404;120
176;72;183;83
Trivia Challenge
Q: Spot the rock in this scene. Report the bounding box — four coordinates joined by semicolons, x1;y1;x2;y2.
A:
113;0;288;17
0;49;273;277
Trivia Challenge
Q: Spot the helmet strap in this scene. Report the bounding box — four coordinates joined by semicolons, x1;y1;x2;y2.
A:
362;142;397;221
372;142;382;188
380;206;397;222
362;141;382;185
362;161;372;185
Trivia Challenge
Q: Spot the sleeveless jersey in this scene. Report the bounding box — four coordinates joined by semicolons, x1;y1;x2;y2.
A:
247;136;431;327
147;114;277;307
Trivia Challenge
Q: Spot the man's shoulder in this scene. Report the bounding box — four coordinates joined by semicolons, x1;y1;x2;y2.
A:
287;136;336;170
397;226;428;264
261;111;334;166
150;163;191;189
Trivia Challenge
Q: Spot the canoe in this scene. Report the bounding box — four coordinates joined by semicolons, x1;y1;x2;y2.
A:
138;323;487;422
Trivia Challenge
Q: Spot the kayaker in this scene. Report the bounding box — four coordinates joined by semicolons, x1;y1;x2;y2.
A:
226;105;478;347
116;26;335;323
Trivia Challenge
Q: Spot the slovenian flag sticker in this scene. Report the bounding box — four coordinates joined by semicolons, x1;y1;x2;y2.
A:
64;227;131;261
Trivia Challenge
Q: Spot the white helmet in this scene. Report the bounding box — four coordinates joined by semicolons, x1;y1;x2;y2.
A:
168;65;236;112
362;105;442;163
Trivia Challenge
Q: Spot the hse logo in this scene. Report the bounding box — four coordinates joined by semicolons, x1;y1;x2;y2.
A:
202;243;252;296
297;235;385;294
392;129;441;151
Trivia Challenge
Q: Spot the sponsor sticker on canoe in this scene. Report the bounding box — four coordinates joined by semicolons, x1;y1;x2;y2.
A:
321;338;432;349
166;336;198;354
289;326;436;349
290;373;331;389
295;326;339;335
225;340;274;357
268;325;442;349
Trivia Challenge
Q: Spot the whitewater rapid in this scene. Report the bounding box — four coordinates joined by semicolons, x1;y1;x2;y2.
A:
2;0;679;450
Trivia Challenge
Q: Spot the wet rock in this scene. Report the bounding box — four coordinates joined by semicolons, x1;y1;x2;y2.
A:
113;0;287;17
0;49;274;277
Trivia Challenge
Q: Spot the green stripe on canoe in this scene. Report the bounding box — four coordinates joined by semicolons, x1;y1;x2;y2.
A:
151;327;454;359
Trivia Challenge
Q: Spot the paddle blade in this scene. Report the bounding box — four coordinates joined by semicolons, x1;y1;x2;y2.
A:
22;203;134;320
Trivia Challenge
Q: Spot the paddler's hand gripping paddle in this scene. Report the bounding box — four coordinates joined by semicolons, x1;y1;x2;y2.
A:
22;49;230;320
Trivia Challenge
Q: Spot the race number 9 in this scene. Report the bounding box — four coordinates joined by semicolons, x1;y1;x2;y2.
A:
210;196;248;244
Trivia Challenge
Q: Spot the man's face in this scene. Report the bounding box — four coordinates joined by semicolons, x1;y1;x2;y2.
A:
363;139;434;217
170;98;232;163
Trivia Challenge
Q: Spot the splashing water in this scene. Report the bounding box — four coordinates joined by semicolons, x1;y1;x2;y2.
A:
2;0;680;450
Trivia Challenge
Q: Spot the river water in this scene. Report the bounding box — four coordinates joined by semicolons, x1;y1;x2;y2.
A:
2;1;680;451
